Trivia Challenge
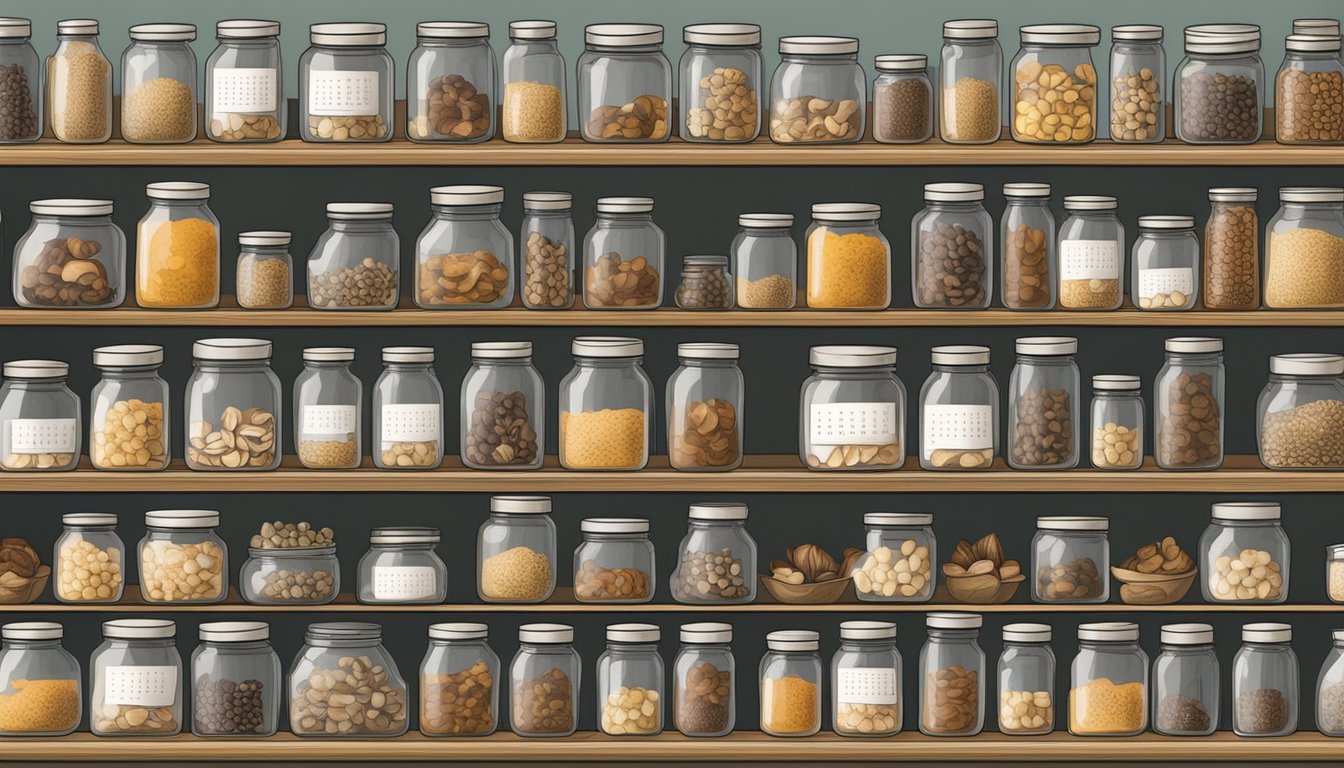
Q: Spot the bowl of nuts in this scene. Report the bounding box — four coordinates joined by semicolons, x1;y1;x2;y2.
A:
0;537;50;604
1111;536;1197;605
761;544;862;604
941;533;1025;604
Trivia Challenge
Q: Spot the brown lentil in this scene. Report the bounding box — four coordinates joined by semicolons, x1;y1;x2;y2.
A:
1157;372;1221;468
1179;72;1259;142
916;222;987;307
1276;68;1344;143
1203;203;1259;309
874;77;930;142
512;667;573;734
1156;694;1212;733
1237;688;1289;733
675;262;732;309
1012;387;1073;466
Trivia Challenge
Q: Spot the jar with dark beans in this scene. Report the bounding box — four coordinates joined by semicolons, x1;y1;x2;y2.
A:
1203;188;1259;309
461;342;544;471
1175;25;1264;144
465;390;539;467
194;677;266;735
873;55;932;143
1155;338;1224;470
0;19;41;142
911;183;992;309
1008;337;1080;470
675;256;733;309
1275;35;1344;144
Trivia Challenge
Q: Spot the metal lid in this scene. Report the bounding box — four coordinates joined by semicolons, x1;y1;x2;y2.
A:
370;526;440;544
1286;33;1342;52
57;19;99;35
1330;543;1344;558
572;336;644;358
607;623;660;643
810;345;897;367
93;344;163;368
200;621;269;642
678;342;739;360
1063;195;1117;211
510;20;557;40
63;513;117;526
472;341;533;360
864;512;933;526
1003;182;1051;198
382;346;434;364
1335;629;1344;643
688;502;748;521
1002;623;1052;643
30;198;114;216
1280;187;1344;203
943;19;998;40
680;622;732;644
238;230;291;247
193;338;271;361
779;35;858;55
874;54;926;72
738;213;794;228
1092;374;1141;391
417;21;489;39
581;517;649;534
585;24;663;47
931;345;990;366
1294;19;1341;36
1016;336;1078;356
104;618;175;640
2;622;62;640
519;623;573;644
1165;336;1223;353
1161;623;1214;645
766;629;819;651
1242;622;1291;643
811;202;881;221
310;22;386;46
684;23;761;46
1112;24;1163;42
1079;622;1139;642
3;359;68;379
840;620;897;640
326;202;394;220
1211;501;1280;521
596;196;654;214
216;19;280;39
129;23;197;42
429;622;488;640
146;181;210;201
146;509;220;529
684;255;728;268
490;495;551;514
431;185;504;206
1270;353;1344;376
1036;515;1108;531
1139;215;1195;230
1184;24;1261;54
926;612;982;630
523;191;572;211
1019;24;1101;45
1208;187;1257;202
0;18;29;38
924;182;984;203
303;346;355;362
306;622;381;641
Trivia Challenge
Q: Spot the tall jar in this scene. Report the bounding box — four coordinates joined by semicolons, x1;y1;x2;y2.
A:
205;20;284;142
873;54;933;143
1264;187;1344;309
136;181;220;309
733;213;797;310
191;622;281;737
921;345;998;470
407;22;495;143
669;503;757;604
307;202;400;310
1109;25;1166;142
1090;374;1144;470
680;24;762;142
510;623;579;737
293;346;362;470
54;513;124;603
0;18;40;143
184;338;281;471
1070;622;1148;736
47;19;111;143
461;341;543;470
1329;544;1344;604
1010;24;1100;144
1258;353;1344;469
919;612;984;736
939;20;1002;144
502;21;567;143
1154;337;1224;470
851;513;935;602
1033;516;1109;603
760;630;822;737
768;36;864;144
90;344;169;471
1201;501;1289;603
1276;35;1343;144
558;337;653;470
800;345;905;470
1203;187;1260;309
521;191;576;309
912;183;993;308
357;527;446;604
120;24;197;143
806;202;891;309
832;621;901;736
420;623;500;737
667;342;743;472
1152;623;1219;736
235;231;293;309
575;518;654;603
300;23;392;142
1175;24;1264;144
1058;195;1123;310
14;198;126;309
583;197;664;309
138;509;227;604
477;495;556;603
1233;623;1298;737
372;346;443;470
415;185;513;309
997;623;1054;736
1318;629;1344;736
598;624;664;736
578;24;671;142
1008;337;1080;470
0;622;80;735
1132;215;1200;310
1001;182;1057;310
674;622;734;737
0;359;80;472
288;622;408;737
90;619;182;736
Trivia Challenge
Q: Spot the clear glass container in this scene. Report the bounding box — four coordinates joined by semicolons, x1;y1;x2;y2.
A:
478;495;556;603
14;198;125;309
1058;196;1123;310
138;510;227;604
289;622;408;737
670;503;757;604
800;345;905;470
1264;187;1344;308
407;22;495;143
583;197;664;309
54;513;124;603
1001;182;1057;310
940;20;1002;144
135;181;221;309
873;54;933;143
1258;353;1344;468
806;202;891;309
521;191;575;309
1276;35;1344;144
558;337;653;470
0;622;80;735
832;621;901;736
120;24;197;144
191;622;281;737
300;23;392;142
760;630;822;737
598;624;664;736
1090;374;1144;470
1330;544;1344;604
239;547;338;605
997;623;1055;736
1070;622;1148;736
733;213;797;310
1152;623;1219;736
307;202;400;310
674;622;734;737
1201;501;1289;603
851;513;935;602
415;185;513;309
680;24;762;142
1008;337;1080;469
0;359;80;472
1110;25;1165;142
1233;623;1298;736
0;19;41;143
235;231;293;309
675;255;734;309
667;343;743;471
90;344;169;470
575;518;654;603
919;612;985;736
420;623;500;736
1204;187;1260;309
502;21;567;143
90;619;182;736
47;19;112;143
912;183;993;308
1318;629;1344;736
205;20;284;142
357;527;446;604
769;36;864;144
1133;215;1200;310
184;338;281;471
920;346;998;470
461;341;543;470
510;623;579;737
294;346;361;469
1011;24;1100;144
1033;516;1109;603
578;24;671;142
373;346;443;470
1154;337;1225;470
1175;24;1264;144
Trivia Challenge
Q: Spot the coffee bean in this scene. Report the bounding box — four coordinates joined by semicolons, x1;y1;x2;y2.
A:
1203;203;1258;309
194;676;266;735
916;222;987;307
0;62;39;141
1011;387;1073;466
1179;72;1259;141
874;77;930;142
464;390;538;467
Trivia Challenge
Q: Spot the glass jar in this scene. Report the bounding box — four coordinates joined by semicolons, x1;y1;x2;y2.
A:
120;24;197;144
90;344;169;470
0;622;80;735
1258;353;1344;468
1201;501;1289;603
1090;374;1144;470
47;19;112;143
307;202;400;310
191;622;281;737
502;21;567;143
674;622;734;737
578;24;671;142
407;22;495;143
461;341;543;470
1203;187;1260;309
1033;516;1109;603
675;256;734;309
680;24;762;142
575;518;654;603
521;191;575;309
54;513;124;603
90;619;182;736
919;612;984;736
598;624;664;736
300;23;392;142
1154;337;1225;470
1010;24;1100;144
420;623;500;736
1330;544;1344;604
920;346;998;470
558;337;653;470
1070;622;1148;736
240;546;339;605
138;510;227;604
373;346;443;470
823;623;903;739
184;338;281;471
235;231;293;309
800;345;905;470
1001;182;1057;310
670;503;757;604
13;198;126;309
510;623;579;737
205;20;284;142
478;495;556;603
667;342;743;471
940;20;1002;144
1276;35;1343;144
135;181;221;309
733;213;797;310
873;54;933;143
1058;196;1123;310
289;622;408;737
1152;623;1219;736
1008;337;1080;470
583;197;664;309
997;623;1054;736
415;185;513;309
1133;215;1200;310
357;527;446;604
912;183;993;308
0;18;41;143
1264;187;1344;309
294;346;361;469
806;202;891;309
1175;24;1264;144
760;630;821;737
1319;629;1344;736
1234;623;1299;736
768;36;864;144
0;359;80;472
851;513;935;602
1110;25;1166;142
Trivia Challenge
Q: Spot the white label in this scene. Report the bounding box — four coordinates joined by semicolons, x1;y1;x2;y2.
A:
211;68;277;113
9;418;77;453
303;405;357;436
922;404;994;459
1138;268;1194;299
308;70;379;115
809;402;898;447
837;667;899;705
380;404;440;442
371;566;438;601
1060;240;1119;281
104;665;177;707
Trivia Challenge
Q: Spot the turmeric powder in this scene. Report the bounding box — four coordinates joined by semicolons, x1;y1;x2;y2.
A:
1069;677;1145;734
0;678;80;732
806;227;890;308
137;217;219;307
761;674;818;734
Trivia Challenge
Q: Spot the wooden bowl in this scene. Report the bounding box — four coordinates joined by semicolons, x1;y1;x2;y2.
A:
0;565;50;604
945;572;1024;604
759;575;852;604
1110;566;1197;605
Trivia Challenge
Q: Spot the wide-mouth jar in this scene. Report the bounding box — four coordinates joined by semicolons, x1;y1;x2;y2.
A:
300;23;393;142
184;338;281;471
558;336;653;470
509;623;579;737
1153;336;1224;470
598;623;665;736
578;24;671;143
1069;622;1148;736
0;18;41;143
420;623;500;737
478;495;556;603
407;21;496;143
307;202;400;310
501;20;567;143
120;23;198;144
416;185;514;310
1200;501;1289;603
1264;186;1344;309
1057;195;1123;310
0;621;81;735
921;345;999;470
1175;24;1264;144
1275;34;1343;145
575;518;654;603
669;503;757;604
919;612;985;736
1257;353;1344;468
799;345;905;470
996;623;1055;736
832;621;901;736
1010;24;1101;144
1133;215;1199;310
54;513;123;603
47;18;112;143
873;54;933;144
14;198;126;309
138;509;228;603
674;622;734;737
235;230;292;309
289;622;408;737
768;36;864;144
1001;182;1057;310
90;344;169;471
806;202;891;309
911;183;993;309
1203;186;1259;309
240;546;338;605
357;527;446;604
461;341;544;470
1090;374;1144;470
191;621;281;737
675;255;734;310
1032;515;1109;603
583;197;665;309
520;191;576;309
0;359;81;472
851;513;935;602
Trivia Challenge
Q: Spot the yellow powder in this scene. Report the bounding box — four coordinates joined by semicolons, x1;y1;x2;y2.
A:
138;217;219;307
480;545;552;601
761;674;817;734
560;408;645;468
0;678;80;732
806;227;889;308
1069;677;1145;734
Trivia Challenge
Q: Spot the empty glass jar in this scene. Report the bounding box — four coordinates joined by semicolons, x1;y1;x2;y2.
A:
852;513;935;602
415;185;514;309
1154;337;1225;470
1010;24;1100;144
205;20;284;142
1175;24;1264;144
135;181;221;309
1318;629;1344;736
293;347;361;470
1058;196;1124;310
558;337;653;470
47;19;112;143
0;18;40;143
90;619;182;736
1133;216;1199;310
674;622;734;737
300;23;393;142
373;347;443;470
419;623;499;737
121;24;197;144
768;36;864;144
138;509;228;604
1090;374;1144;470
510;624;579;737
406;22;495;143
240;546;338;605
191;622;281;737
184;338;281;471
1264;187;1344;309
912;183;993;308
0;359;80;472
1257;353;1344;469
1277;34;1344;144
598;624;664;736
288;622;408;737
357;527;447;604
800;345;905;470
919;612;985;736
1201;501;1289;603
940;20;1002;144
760;630;822;737
996;623;1055;736
1234;623;1298;736
1001;182;1057;310
806;202;891;309
1008;337;1080;470
583;197;665;309
667;343;743;472
675;256;733;309
733;213;797;310
14;198;125;309
90;344;169;470
477;495;556;603
920;345;998;470
873;54;933;143
461;341;543;470
1070;622;1148;736
1109;25;1166;142
575;518;654;603
1152;623;1219;736
832;621;901;736
501;21;566;143
578;24;671;142
0;622;80;735
669;503;757;604
54;513;124;603
307;202;400;310
520;191;575;309
680;24;762;142
1033;516;1109;603
1203;187;1260;309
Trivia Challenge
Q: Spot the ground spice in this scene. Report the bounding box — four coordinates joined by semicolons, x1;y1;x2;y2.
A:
479;545;552;600
138;217;219;307
806;228;889;308
1319;680;1344;732
236;255;291;309
560;408;645;468
761;674;817;734
1155;693;1211;733
736;274;795;308
1265;228;1344;307
1237;688;1289;733
503;81;565;142
874;77;930;142
676;662;730;734
1069;677;1145;734
122;77;195;142
0;678;80;732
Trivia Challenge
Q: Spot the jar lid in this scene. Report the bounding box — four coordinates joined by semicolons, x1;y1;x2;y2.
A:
1208;187;1257;202
1003;182;1051;198
1036;515;1108;531
943;19;997;40
840;620;897;640
572;336;644;358
3;359;67;379
1002;623;1051;643
431;185;504;206
926;612;982;630
57;19;99;35
1138;215;1195;230
1211;501;1280;521
766;629;819;651
29;198;114;216
326;202;394;220
864;512;933;526
490;495;551;514
93;344;163;368
1286;33;1342;52
217;19;280;39
1280;187;1344;203
931;345;990;366
607;623;660;643
303;346;355;362
1335;629;1344;643
680;622;732;643
1092;374;1140;391
809;344;897;367
1294;19;1341;36
193;338;272;361
688;502;748;521
811;202;880;221
104;618;175;640
1165;336;1223;353
306;622;381;641
199;621;269;642
1330;543;1344;558
581;517;649;534
1112;24;1163;42
370;526;440;544
778;35;858;55
1242;622;1291;643
2;621;62;640
596;196;654;214
1063;195;1117;211
429;622;489;640
1079;622;1139;642
472;341;533;360
146;181;210;201
146;509;220;529
310;22;386;46
1270;353;1344;376
510;20;556;40
250;545;335;557
924;182;984;203
684;23;761;47
238;230;291;247
382;346;434;363
519;623;573;643
0;18;31;38
523;191;572;211
1019;24;1101;46
738;213;794;228
129;23;197;42
585;24;663;47
684;255;728;268
63;512;117;526
1161;623;1214;645
874;54;927;72
1184;24;1261;54
417;21;489;39
678;342;739;360
1015;336;1078;356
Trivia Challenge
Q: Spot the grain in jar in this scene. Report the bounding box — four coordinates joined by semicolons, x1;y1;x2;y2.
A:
55;513;123;603
235;231;293;309
136;182;220;309
47;20;111;143
1264;187;1344;308
0;19;41;143
939;20;1002;143
1175;25;1264;144
510;624;579;737
919;613;985;736
680;24;762;142
1010;25;1100;144
1058;196;1123;310
806;203;890;309
1001;182;1057;310
420;623;499;736
300;24;393;142
912;183;992;308
204;20;285;142
1069;623;1148;736
558;337;652;470
733;213;797;310
1109;25;1166;142
477;496;556;603
873;55;932;143
769;36;864;144
760;631;822;737
90;344;169;471
120;25;198;144
1203;187;1259;309
406;22;495;143
1275;34;1344;144
1232;623;1299;737
1257;353;1344;468
578;25;671;142
832;621;902;736
598;624;664;736
0;622;81;736
1152;623;1219;736
293;347;361;469
501;21;566;143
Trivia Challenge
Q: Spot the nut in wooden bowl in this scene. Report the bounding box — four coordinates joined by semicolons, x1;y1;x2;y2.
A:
941;532;1025;604
762;544;861;604
0;537;51;604
1111;535;1197;605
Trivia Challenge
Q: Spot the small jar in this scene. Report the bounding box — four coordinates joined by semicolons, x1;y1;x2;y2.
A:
1011;24;1100;144
832;621;901;737
47;19;112;143
415;185;514;310
919;612;985;736
510;623;579;737
520;191;576;309
289;622;409;737
733;213;797;310
461;341;544;470
575;518;654;604
420;623;500;736
1070;622;1148;736
1264;187;1344;309
1033;516;1109;603
13;198;126;309
674;622;734;737
680;24;762;142
851;513;935;602
357;527;447;604
1175;24;1264;144
1203;187;1259;309
1132;216;1200;310
558;337;653;470
669;503;757;604
54;513;124;603
406;22;496;143
184;338;281;471
0;360;80;472
1201;501;1289;603
138;510;227;604
294;347;361;469
1109;25;1166;142
939;20;1002;144
1154;337;1225;470
478;495;556;603
90;344;169;471
1329;544;1344;604
769;36;864;144
920;346;998;470
760;630;822;737
373;346;443;470
1000;182;1057;310
1008;337;1080;470
667;342;743;471
806;202;891;309
1152;623;1219;736
1089;374;1144;470
873;55;933;143
583;197;665;309
800;345;905;470
0;622;80;735
675;256;734;309
191;622;281;737
0;18;41;143
120;24;197;144
1058;196;1123;310
598;624;664;736
1318;629;1344;736
578;24;671;143
1276;35;1343;144
1258;353;1344;468
90;619;182;736
235;231;293;309
997;623;1054;736
1233;623;1299;737
307;202;400;310
912;183;993;308
205;20;284;142
501;21;567;143
300;23;393;143
240;547;338;605
135;181;221;309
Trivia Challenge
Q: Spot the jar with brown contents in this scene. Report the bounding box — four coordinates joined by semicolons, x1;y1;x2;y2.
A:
873;55;933;143
1032;517;1109;603
919;613;985;736
1264;187;1344;308
1109;25;1166;142
674;623;735;737
90;344;169;471
461;342;543;470
680;24;762;142
407;23;495;143
1000;183;1056;310
675;256;734;309
1154;337;1224;470
574;518;655;603
733;213;797;310
1276;34;1344;144
1203;188;1260;309
420;623;499;737
184;339;282;472
1011;25;1099;144
668;343;743;472
288;622;409;737
307;203;400;310
294;347;362;470
912;183;992;308
510;624;579;737
415;186;514;309
1058;196;1124;311
1175;25;1265;144
1256;353;1344;469
1008;337;1080;470
520;192;576;309
235;231;293;310
583;197;664;309
769;36;865;144
579;25;671;142
940;20;1002;144
14;199;125;309
477;496;556;603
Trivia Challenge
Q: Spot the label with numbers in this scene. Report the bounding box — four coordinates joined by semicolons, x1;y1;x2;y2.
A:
809;402;897;446
371;566;438;601
308;70;379;115
104;665;177;707
211;68;277;113
1060;240;1119;280
922;404;994;459
380;404;440;442
9;418;77;454
836;667;899;705
303;405;357;437
1137;267;1194;299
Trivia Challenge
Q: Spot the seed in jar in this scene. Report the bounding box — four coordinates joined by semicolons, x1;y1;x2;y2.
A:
736;274;795;309
138;217;218;308
93;398;167;469
1037;557;1103;601
236;254;292;309
806;228;889;308
1277;68;1344;143
671;398;740;469
308;114;388;142
258;568;334;601
1014;60;1097;143
465;390;539;468
561;408;645;469
1319;680;1344;732
685;66;758;141
1157;372;1221;468
836;702;899;734
503;81;565;142
1210;548;1284;601
852;541;931;599
916;222;988;307
250;521;334;550
19;236;116;307
94;702;178;734
1004;224;1051;308
942;77;999;142
922;666;978;733
48;40;111;142
209;113;282;142
1060;277;1120;309
419;250;509;306
1000;690;1053;733
1110;68;1162;142
57;537;122;601
380;440;439;468
874;77;930;142
421;661;494;735
1204;204;1259;309
140;538;224;602
523;231;571;308
676;264;733;309
194;677;266;735
671;548;748;601
1156;693;1212;733
1179;72;1259;142
410;73;490;140
1;451;74;470
770;96;860;143
121;77;195;142
0;678;80;732
585;253;660;308
1238;688;1289;734
1012;387;1073;466
601;686;660;735
1265;228;1344;307
0;62;39;142
310;257;398;309
1069;677;1144;734
574;562;650;601
676;661;730;735
298;438;357;468
1092;422;1140;469
805;443;902;469
479;545;552;601
586;94;668;141
1260;399;1344;468
512;667;573;734
290;654;407;735
188;406;276;469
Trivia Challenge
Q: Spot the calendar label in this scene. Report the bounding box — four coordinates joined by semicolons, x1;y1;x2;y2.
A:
104;665;177;707
809;402;897;446
9;418;77;454
371;566;437;601
380;404;439;443
1137;268;1193;299
211;68;277;113
303;405;357;436
837;667;899;705
1060;240;1119;280
308;70;379;115
922;404;993;459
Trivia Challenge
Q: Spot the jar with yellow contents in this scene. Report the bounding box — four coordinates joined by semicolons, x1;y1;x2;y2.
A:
135;182;220;308
1010;25;1100;144
1069;622;1148;736
805;203;890;309
90;345;169;471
